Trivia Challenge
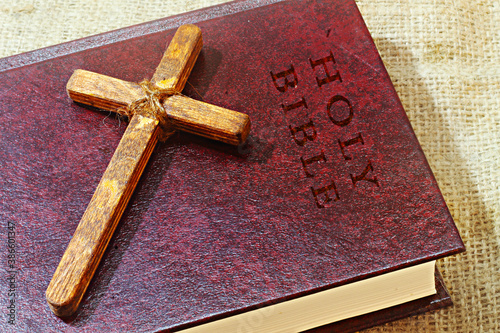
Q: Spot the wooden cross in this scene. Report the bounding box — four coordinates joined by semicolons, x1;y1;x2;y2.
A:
46;24;250;317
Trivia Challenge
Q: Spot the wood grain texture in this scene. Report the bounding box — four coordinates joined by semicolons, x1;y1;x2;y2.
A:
66;69;251;145
164;95;250;145
46;114;160;317
151;24;203;93
67;69;145;113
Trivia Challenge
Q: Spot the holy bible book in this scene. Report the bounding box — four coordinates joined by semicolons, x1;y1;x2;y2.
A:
0;0;464;332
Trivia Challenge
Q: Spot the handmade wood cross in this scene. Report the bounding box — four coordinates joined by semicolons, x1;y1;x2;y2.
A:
45;24;250;317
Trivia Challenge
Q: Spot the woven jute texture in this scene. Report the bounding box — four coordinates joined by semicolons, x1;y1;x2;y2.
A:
1;0;498;332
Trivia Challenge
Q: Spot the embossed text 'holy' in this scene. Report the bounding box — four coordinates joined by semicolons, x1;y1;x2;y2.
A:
270;50;380;208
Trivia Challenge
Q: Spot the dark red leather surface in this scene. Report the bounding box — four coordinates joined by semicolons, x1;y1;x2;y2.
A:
0;0;464;332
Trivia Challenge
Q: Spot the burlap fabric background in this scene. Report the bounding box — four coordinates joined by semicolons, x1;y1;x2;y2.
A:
0;0;498;332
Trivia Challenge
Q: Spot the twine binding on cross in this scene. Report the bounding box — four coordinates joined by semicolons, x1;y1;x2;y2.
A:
119;80;177;141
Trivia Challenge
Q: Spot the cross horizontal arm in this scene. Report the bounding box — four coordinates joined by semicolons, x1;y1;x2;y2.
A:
164;95;250;145
66;69;143;111
67;69;250;145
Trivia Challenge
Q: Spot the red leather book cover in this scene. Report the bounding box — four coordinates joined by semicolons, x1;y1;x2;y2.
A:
0;0;464;332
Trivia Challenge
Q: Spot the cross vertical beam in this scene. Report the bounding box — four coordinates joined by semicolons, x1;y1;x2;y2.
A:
46;115;159;317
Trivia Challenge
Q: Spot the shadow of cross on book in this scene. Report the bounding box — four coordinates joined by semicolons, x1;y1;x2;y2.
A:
45;24;251;318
